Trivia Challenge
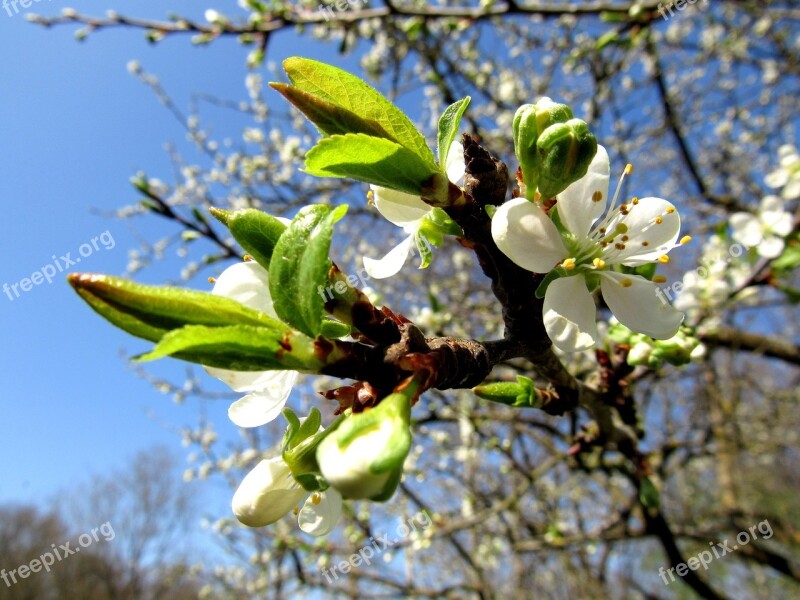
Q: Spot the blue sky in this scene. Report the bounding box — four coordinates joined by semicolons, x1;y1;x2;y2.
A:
0;1;348;516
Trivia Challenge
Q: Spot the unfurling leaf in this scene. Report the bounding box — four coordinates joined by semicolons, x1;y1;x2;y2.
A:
437;96;470;170
305;133;448;201
472;375;542;408
275;57;435;164
224;209;288;269
269;204;348;337
135;324;331;372
68;273;287;343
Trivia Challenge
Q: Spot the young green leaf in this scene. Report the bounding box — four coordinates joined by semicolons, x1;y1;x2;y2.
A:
68;273;286;343
135;324;328;371
279;57;435;165
269;204;348;337
304;133;446;199
437;96;470;170
271;83;393;140
226;209;288;270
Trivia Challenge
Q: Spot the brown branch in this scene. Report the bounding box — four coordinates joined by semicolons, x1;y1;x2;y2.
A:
700;327;800;366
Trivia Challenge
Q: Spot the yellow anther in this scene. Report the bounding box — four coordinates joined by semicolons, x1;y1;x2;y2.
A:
562;258;576;270
593;258;606;269
624;164;633;175
243;254;254;262
592;190;604;202
680;235;693;245
642;241;650;247
311;492;322;505
615;242;626;250
619;278;633;288
621;235;629;242
653;275;667;283
655;216;663;224
293;506;300;516
658;255;670;264
615;223;629;234
208;277;217;284
367;190;374;205
632;197;639;205
666;207;675;214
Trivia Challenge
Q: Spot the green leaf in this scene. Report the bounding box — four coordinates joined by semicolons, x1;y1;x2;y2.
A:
135;324;325;371
271;83;394;140
639;476;661;510
68;273;286;344
226;209;288;269
771;239;800;272
305;133;444;198
473;375;542;408
437;96;470;171
269;204;348;337
279;57;435;164
320;318;352;339
415;232;433;269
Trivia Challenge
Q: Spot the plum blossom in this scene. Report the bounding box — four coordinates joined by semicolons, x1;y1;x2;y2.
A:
491;146;685;352
232;456;342;536
204;261;299;427
730;195;793;259
363;142;465;279
765;144;800;200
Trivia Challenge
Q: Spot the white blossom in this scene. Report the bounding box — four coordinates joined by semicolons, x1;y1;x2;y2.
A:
491;146;684;351
204;261;299;427
730;195;793;258
363;142;465;279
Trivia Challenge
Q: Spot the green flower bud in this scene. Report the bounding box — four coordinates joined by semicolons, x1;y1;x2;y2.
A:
472;375;542;408
536;118;598;199
513;98;573;200
627;341;654;366
316;393;412;501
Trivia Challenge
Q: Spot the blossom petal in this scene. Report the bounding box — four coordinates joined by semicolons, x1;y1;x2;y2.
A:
226;370;299;427
608;198;681;265
730;213;762;247
764;169;789;189
556;145;610;238
542;275;598;352
211;261;277;318
600;272;683;340
298;489;343;536
760;195;793;237
782;179;800;200
232;458;306;528
204;365;296;394
363;234;415;279
445;141;466;185
759;236;786;259
491;198;566;273
372;186;430;228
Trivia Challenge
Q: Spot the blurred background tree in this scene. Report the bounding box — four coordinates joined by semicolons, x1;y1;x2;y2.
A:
19;1;800;598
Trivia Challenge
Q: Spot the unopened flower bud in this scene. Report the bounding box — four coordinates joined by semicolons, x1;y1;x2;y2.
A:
513;98;573;200
232;457;306;527
536;118;597;199
316;392;411;501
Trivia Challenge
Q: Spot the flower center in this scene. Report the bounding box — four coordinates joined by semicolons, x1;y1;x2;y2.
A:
563;163;680;270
